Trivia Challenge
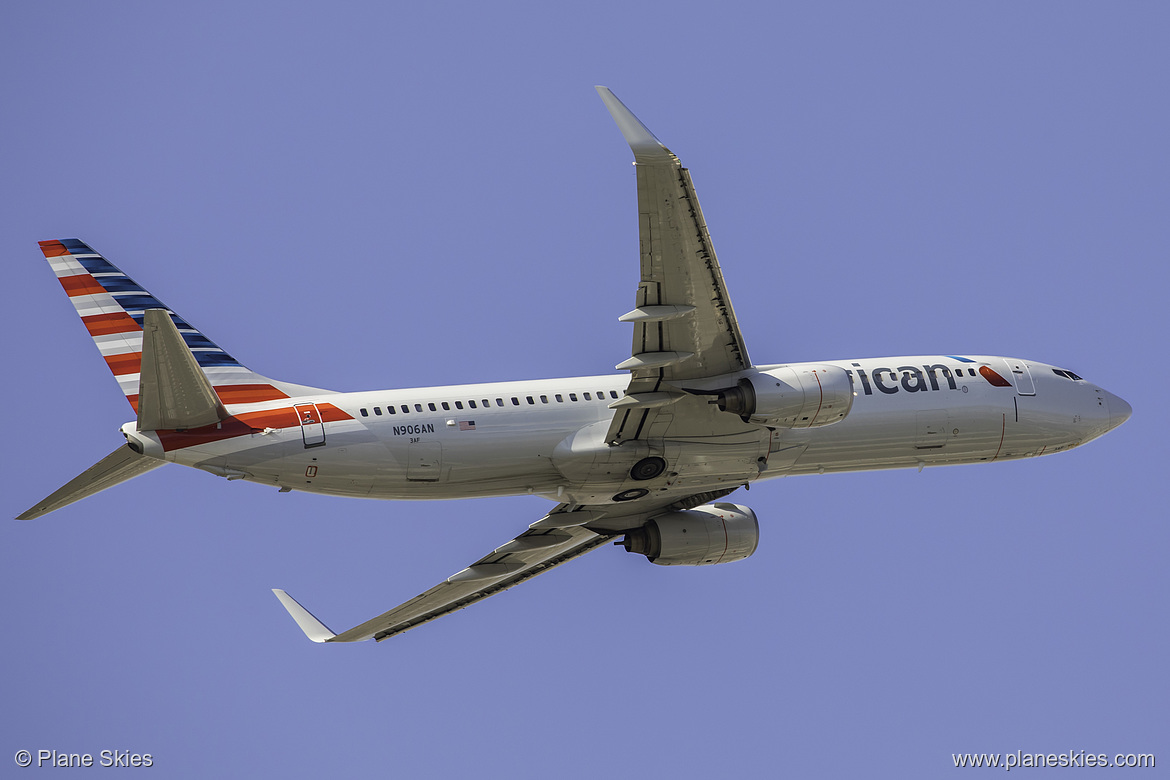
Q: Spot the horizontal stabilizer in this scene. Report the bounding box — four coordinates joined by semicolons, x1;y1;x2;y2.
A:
17;445;164;520
272;589;339;643
137;308;230;431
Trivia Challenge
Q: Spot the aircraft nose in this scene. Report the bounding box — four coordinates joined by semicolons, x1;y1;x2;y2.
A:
1105;390;1132;431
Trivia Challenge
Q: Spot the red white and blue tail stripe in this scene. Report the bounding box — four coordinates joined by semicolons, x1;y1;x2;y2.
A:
40;239;313;410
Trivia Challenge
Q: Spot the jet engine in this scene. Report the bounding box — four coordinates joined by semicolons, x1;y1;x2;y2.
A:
622;503;759;566
714;364;853;427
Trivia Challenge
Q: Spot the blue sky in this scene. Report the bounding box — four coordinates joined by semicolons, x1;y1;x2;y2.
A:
2;2;1166;777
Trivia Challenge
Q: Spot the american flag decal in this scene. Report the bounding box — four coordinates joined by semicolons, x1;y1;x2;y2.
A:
459;421;476;431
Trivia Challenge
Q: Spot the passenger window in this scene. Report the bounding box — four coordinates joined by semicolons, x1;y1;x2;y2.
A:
968;369;976;376
388;406;396;415
455;401;463;410
483;399;490;408
584;392;592;400
540;395;548;404
360;408;368;417
442;402;450;411
609;390;619;399
469;400;477;409
428;403;436;412
569;393;578;402
374;407;383;416
401;405;410;414
511;397;520;406
526;396;535;405
496;398;504;407
555;394;563;402
415;404;423;412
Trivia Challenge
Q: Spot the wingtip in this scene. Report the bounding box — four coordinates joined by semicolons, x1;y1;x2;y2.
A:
272;588;337;643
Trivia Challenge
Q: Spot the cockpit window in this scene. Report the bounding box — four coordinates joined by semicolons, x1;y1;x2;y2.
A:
1053;369;1084;381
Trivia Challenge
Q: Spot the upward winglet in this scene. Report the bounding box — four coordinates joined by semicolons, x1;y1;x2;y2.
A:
271;589;338;643
594;86;674;162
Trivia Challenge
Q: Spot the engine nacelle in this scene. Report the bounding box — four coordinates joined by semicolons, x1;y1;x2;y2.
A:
623;503;759;566
715;364;853;428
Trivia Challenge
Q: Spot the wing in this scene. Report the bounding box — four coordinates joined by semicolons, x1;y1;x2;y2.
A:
596;87;753;445
274;506;625;642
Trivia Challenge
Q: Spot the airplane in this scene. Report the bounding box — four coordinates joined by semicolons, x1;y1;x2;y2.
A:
20;87;1131;643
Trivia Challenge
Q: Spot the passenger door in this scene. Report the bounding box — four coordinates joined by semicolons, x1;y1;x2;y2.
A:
1003;360;1036;395
294;403;326;448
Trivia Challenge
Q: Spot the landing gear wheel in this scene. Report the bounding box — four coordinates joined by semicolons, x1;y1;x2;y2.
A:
613;488;650;502
630;456;667;481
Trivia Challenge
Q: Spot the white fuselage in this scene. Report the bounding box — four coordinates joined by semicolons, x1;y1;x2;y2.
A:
136;355;1127;509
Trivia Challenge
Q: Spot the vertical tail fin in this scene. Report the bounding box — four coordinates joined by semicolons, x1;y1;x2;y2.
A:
39;239;326;410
